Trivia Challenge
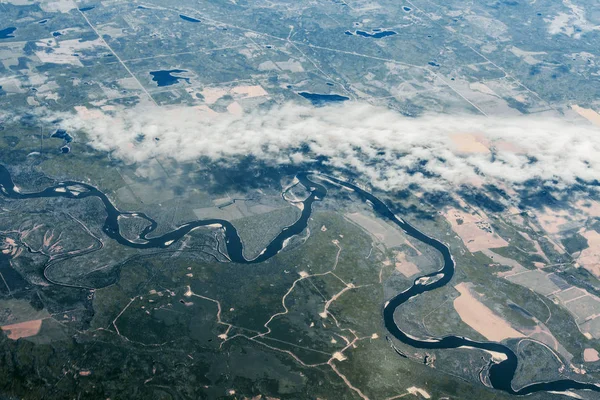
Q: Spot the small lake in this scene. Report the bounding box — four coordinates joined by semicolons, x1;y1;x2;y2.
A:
0;27;17;39
52;129;73;153
180;14;201;23
51;129;73;143
149;70;191;87
298;92;349;105
345;29;397;39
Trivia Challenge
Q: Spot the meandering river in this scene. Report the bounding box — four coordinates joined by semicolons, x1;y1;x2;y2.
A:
0;164;598;396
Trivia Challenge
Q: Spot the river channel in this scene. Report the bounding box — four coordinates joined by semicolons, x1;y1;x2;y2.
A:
1;164;598;396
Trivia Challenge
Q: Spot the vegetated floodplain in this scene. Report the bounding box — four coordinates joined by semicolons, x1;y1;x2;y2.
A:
0;163;597;399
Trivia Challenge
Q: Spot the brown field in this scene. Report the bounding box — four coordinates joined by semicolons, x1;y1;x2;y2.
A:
576;199;600;218
535;208;573;234
584;348;600;362
230;85;268;98
578;229;600;278
1;319;43;340
453;283;524;341
571;105;600;127
444;208;508;252
394;252;420;278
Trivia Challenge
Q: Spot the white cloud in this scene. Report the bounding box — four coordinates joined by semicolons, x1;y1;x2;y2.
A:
50;102;600;192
